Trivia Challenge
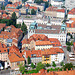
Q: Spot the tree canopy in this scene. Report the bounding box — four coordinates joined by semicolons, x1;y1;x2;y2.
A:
31;9;36;15
52;61;56;67
31;63;35;69
2;5;5;10
63;63;73;70
36;62;45;71
19;63;25;74
11;12;17;26
27;56;31;64
21;22;27;34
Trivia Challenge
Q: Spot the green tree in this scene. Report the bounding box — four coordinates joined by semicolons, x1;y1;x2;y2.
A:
19;63;25;74
8;1;12;4
36;62;45;71
44;2;49;9
31;9;36;15
35;0;43;4
21;22;27;34
66;41;71;46
16;24;21;28
11;12;17;26
50;4;52;6
52;61;56;67
46;63;51;67
63;63;73;70
67;46;71;52
70;41;73;45
31;63;35;69
2;5;5;10
60;61;64;66
27;56;31;64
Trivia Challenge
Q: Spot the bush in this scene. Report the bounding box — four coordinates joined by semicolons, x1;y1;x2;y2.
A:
31;63;35;69
60;62;64;66
67;46;71;52
63;63;73;70
26;70;38;74
36;62;45;71
52;61;56;67
46;63;51;67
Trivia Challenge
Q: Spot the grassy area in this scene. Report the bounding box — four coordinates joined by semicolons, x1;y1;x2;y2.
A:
26;70;38;74
47;67;62;72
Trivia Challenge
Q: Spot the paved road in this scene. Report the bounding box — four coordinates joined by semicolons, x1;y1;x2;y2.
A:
62;46;68;64
0;70;10;75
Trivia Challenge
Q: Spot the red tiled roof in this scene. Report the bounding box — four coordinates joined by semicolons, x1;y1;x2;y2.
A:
66;21;75;28
22;50;42;58
23;48;64;58
8;53;24;63
6;8;19;12
29;6;38;10
36;41;52;46
57;9;65;13
6;1;21;8
46;6;57;11
49;38;61;46
68;8;75;14
0;48;8;53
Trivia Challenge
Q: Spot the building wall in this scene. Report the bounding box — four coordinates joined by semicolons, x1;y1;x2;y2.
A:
45;11;57;17
28;31;66;46
35;45;53;50
42;55;51;64
17;19;48;29
42;53;64;64
57;12;65;18
31;57;42;64
30;40;35;49
10;61;24;70
68;14;75;19
51;53;64;64
5;9;20;17
30;3;44;11
0;53;8;61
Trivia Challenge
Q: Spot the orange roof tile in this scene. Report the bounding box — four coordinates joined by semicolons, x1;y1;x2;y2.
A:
22;50;42;58
66;21;75;28
8;53;24;63
57;9;65;13
36;41;52;46
41;48;64;55
70;18;75;21
6;8;19;12
46;6;57;11
2;14;7;17
68;8;75;14
29;6;38;10
49;38;61;46
0;48;8;53
25;3;30;7
30;34;49;41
